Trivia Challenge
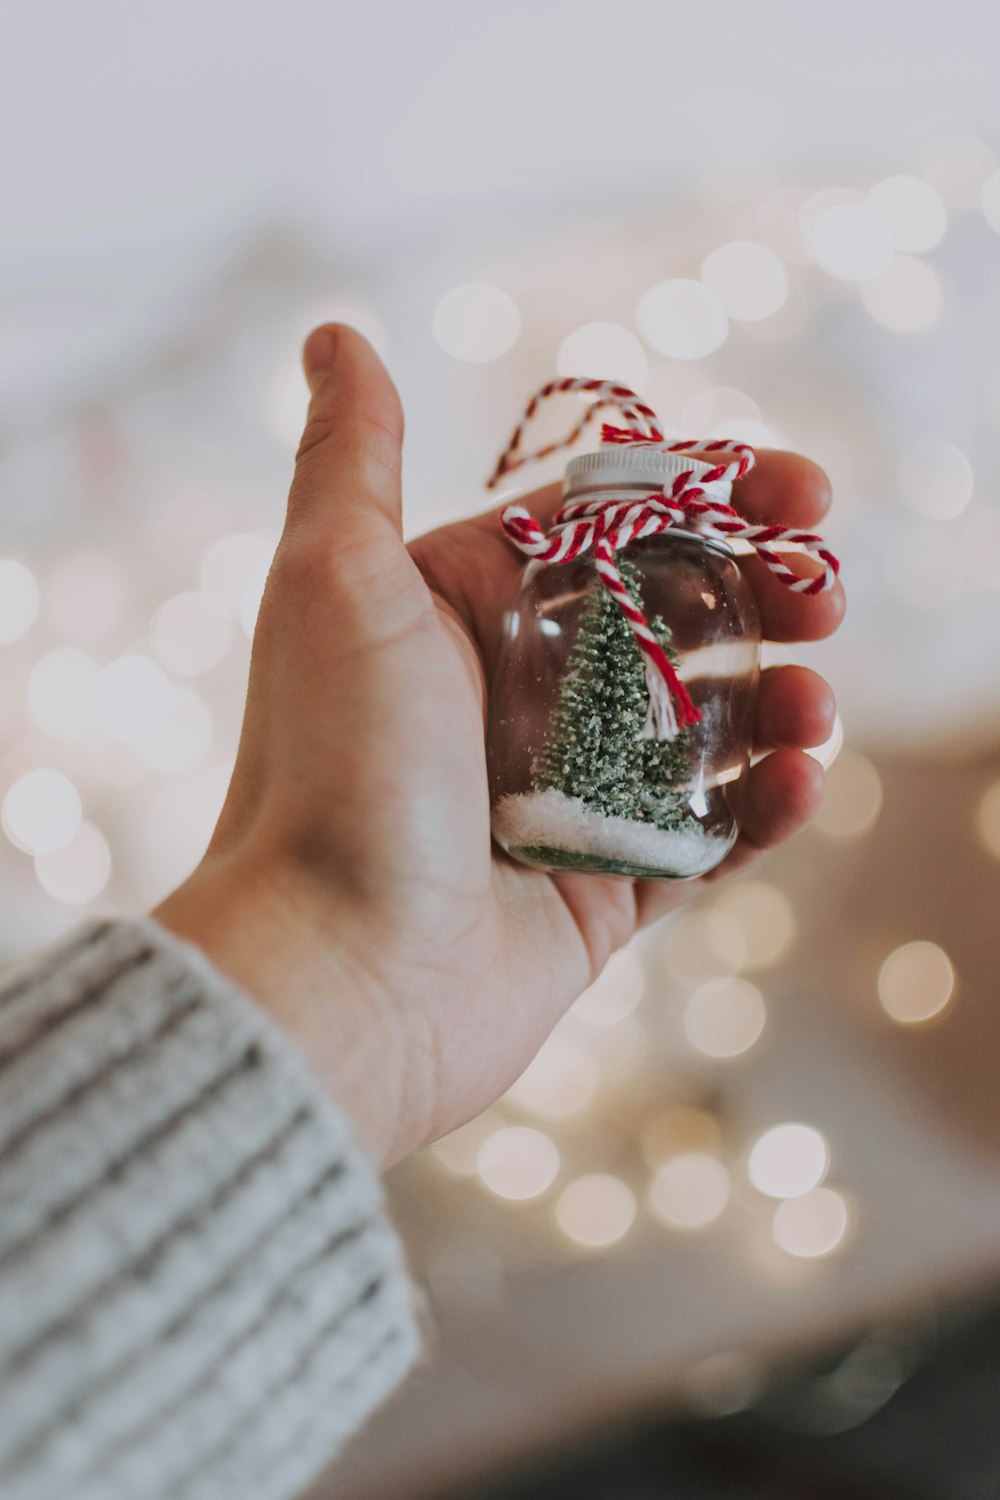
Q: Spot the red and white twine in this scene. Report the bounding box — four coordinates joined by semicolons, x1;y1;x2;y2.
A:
488;377;840;742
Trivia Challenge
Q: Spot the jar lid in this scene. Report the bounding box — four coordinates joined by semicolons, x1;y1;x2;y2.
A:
563;445;717;498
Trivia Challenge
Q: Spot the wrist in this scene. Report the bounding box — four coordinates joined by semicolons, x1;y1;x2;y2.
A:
153;852;412;1170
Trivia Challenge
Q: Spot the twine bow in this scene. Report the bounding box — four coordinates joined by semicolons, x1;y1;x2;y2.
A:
487;377;840;742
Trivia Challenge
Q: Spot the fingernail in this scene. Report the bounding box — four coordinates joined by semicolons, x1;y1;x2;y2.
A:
302;327;336;391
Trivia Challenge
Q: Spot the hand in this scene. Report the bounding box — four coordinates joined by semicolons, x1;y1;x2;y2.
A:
156;326;844;1169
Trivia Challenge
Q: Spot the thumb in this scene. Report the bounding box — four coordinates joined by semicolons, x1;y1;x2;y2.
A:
289;323;405;543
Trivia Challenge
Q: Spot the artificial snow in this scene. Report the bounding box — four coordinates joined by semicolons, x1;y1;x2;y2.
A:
493;788;731;878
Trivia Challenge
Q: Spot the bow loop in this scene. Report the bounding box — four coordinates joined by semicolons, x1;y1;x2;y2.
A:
491;379;840;741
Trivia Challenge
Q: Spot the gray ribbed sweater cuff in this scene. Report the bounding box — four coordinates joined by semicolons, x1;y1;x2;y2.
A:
0;917;419;1500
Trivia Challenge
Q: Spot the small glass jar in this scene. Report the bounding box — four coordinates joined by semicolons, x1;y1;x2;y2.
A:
489;448;762;880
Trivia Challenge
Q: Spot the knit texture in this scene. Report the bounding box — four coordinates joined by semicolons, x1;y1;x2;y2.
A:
0;917;419;1500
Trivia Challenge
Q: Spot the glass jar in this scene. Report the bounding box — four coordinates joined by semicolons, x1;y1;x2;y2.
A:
488;448;761;880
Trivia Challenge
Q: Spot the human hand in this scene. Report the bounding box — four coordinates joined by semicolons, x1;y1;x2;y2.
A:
155;326;844;1169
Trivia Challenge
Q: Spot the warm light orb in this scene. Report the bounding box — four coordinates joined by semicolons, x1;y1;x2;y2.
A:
867;175;947;252
151;592;234;676
573;947;645;1025
200;533;276;618
897;440;973;521
861;256;944;333
976;780;1000;860
505;1035;599;1118
430;1111;504;1176
3;768;83;856
877;941;955;1025
679;387;763;437
648;1152;731;1230
807;203;894;281
586;1014;645;1073
684;977;766;1059
139;687;213;774
556;322;648;390
635;279;728;360
812;748;882;840
710;882;795;969
34;819;112;905
772;1187;849;1258
748;1123;830;1199
661;909;749;983
28;648;99;739
640;1106;723;1168
476;1126;560;1200
432;282;521;363
0;559;40;645
555;1174;637;1248
699;241;788;322
95;655;172;743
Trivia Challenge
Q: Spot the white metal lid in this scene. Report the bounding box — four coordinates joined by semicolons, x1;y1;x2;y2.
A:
563;445;717;497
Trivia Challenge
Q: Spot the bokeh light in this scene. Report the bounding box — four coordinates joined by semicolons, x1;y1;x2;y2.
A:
877;941;955;1025
150;592;235;676
635;279;728;360
28;648;99;739
710;882;796;969
430;1111;505;1176
976;780;1000;860
505;1035;599;1118
897;439;973;520
476;1126;560;1200
683;977;766;1059
200;533;276;618
572;947;645;1025
556;322;648;390
867;175;947;252
861;255;944;332
807;202;894;281
921;133;997;208
812;748;882;840
138;687;213;773
432;282;521;362
3;768;83;856
0;559;40;645
94;655;172;743
699;241;788;322
648;1152;731;1230
555;1174;637;1248
661;908;749;983
34;819;112;905
679;387;763;437
747;1123;830;1199
772;1187;850;1258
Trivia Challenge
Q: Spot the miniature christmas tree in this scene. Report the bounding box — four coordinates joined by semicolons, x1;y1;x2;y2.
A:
534;555;697;834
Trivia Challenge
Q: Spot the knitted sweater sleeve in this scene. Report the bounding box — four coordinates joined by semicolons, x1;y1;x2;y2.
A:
0;917;420;1500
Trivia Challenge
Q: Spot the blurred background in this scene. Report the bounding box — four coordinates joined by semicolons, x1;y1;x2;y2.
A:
3;2;1000;1495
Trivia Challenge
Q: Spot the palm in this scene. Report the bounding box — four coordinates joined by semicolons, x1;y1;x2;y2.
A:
180;328;844;1163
